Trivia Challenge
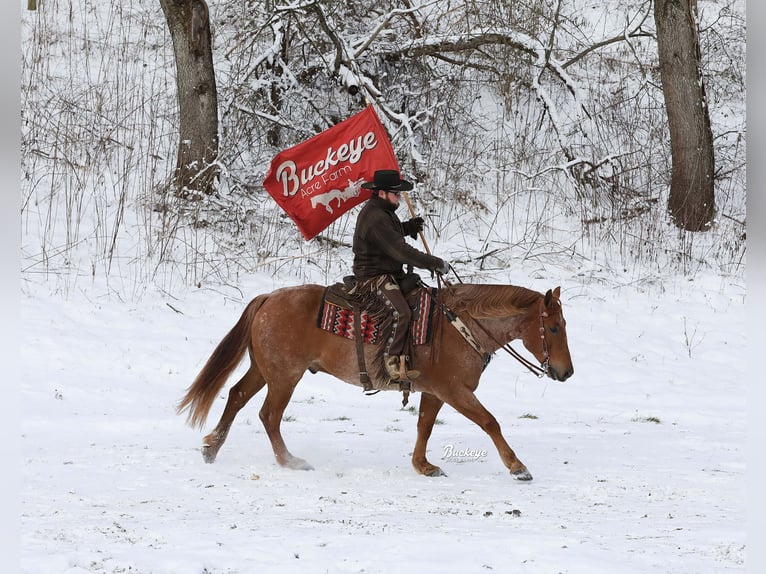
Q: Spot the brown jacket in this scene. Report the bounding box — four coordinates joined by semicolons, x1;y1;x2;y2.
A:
352;195;444;281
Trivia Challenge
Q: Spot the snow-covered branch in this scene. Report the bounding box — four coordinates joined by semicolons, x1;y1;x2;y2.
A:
353;1;440;58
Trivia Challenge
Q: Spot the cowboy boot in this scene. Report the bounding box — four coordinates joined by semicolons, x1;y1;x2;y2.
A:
385;354;421;381
384;355;402;380
398;355;420;381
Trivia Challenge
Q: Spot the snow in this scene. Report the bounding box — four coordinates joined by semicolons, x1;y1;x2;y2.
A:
19;268;748;573
16;0;755;571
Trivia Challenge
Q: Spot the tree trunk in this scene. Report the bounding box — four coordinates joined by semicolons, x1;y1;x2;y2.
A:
159;0;219;198
654;0;715;231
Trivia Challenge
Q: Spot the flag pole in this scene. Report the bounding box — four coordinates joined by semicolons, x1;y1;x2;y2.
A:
403;188;451;288
363;100;432;255
401;190;431;255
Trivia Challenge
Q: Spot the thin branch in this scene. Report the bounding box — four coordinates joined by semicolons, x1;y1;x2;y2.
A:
353;1;440;58
392;30;539;60
430;52;500;73
562;3;653;69
510;153;631;180
545;0;563;65
563;30;653;70
310;3;344;72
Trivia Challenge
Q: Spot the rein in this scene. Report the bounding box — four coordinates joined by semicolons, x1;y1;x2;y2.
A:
501;299;549;378
436;270;549;379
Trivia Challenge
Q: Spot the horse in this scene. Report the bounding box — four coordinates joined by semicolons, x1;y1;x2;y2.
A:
177;282;574;481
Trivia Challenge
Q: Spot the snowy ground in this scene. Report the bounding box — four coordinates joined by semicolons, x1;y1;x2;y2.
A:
19;269;747;573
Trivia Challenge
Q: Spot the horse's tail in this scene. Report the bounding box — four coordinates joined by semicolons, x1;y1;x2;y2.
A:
177;294;269;429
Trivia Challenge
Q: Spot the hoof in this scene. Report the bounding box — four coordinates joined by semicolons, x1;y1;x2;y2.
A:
424;466;447;478
201;444;217;464
283;456;314;471
511;468;533;481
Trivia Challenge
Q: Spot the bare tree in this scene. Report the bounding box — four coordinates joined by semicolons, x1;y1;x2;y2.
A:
159;0;219;198
654;0;715;231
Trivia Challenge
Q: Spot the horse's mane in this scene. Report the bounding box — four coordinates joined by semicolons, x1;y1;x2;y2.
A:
444;284;542;318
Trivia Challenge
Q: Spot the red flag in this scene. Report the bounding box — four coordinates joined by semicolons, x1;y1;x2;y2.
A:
263;105;399;240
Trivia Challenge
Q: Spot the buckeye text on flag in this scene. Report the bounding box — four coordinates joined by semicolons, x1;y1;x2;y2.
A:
263;105;398;240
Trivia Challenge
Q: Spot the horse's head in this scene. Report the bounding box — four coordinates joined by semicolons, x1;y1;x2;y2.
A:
521;286;574;382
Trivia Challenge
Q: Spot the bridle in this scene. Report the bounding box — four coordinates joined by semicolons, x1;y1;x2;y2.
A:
501;298;549;378
435;273;551;378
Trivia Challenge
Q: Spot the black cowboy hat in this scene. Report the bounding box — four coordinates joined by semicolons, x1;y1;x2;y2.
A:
361;169;414;191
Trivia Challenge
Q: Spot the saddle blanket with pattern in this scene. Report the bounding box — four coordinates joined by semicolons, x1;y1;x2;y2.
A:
317;286;436;346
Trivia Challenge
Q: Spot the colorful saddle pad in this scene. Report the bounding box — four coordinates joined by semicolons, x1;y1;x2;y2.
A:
317;286;436;346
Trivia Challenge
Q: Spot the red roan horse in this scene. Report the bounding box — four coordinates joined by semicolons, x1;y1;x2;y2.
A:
177;282;574;480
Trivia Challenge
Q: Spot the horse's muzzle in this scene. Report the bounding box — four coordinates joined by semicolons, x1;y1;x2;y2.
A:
548;365;573;382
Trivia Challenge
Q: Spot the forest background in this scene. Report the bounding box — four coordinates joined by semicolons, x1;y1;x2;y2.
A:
20;0;747;294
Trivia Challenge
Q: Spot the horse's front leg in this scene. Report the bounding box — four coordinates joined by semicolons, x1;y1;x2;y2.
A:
440;387;532;481
412;392;447;477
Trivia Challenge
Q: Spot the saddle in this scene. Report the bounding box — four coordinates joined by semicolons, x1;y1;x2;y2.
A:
317;275;438;397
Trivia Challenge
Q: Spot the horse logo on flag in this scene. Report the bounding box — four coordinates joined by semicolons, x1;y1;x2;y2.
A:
309;178;365;214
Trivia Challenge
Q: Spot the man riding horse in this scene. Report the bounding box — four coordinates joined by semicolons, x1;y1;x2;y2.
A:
352;169;450;382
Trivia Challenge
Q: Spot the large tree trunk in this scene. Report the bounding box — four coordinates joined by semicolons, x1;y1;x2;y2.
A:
654;0;715;231
159;0;219;198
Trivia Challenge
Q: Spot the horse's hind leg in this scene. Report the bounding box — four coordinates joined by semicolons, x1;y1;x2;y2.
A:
202;364;266;463
412;392;448;477
259;377;313;471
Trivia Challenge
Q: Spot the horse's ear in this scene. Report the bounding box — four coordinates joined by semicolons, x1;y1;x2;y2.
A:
544;286;561;307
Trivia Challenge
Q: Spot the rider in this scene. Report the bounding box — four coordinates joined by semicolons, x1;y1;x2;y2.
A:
352;169;450;382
